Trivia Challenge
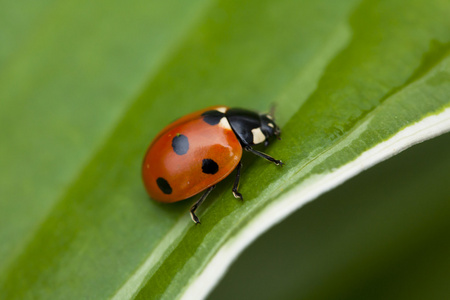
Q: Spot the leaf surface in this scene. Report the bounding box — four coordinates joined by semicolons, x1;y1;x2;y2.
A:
0;0;449;299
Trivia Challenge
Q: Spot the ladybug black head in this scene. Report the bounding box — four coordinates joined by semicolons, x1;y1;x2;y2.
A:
260;113;281;140
224;108;281;147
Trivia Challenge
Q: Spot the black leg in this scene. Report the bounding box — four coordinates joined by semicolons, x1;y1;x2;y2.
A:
232;161;243;200
244;146;284;166
190;185;215;224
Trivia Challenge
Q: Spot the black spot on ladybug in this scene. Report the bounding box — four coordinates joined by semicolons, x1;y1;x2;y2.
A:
172;134;189;155
201;110;225;125
156;177;172;194
202;159;219;175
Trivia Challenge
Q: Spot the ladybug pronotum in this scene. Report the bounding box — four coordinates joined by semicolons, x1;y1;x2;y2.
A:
142;106;283;224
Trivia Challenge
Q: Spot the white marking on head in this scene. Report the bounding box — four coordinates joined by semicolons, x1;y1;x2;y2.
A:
216;107;227;113
218;117;232;130
266;114;273;120
251;127;266;144
268;123;274;128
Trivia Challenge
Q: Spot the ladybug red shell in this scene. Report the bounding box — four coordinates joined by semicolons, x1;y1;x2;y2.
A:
142;106;282;223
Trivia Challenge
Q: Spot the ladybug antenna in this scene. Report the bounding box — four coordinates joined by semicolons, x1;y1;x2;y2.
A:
267;104;281;140
269;104;277;120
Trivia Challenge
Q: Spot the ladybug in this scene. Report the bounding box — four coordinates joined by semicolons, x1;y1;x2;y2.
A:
142;106;283;224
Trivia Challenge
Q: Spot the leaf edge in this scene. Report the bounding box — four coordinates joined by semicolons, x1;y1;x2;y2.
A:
181;107;450;300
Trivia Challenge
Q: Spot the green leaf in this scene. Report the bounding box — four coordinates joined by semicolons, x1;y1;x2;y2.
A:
1;0;449;299
210;131;450;300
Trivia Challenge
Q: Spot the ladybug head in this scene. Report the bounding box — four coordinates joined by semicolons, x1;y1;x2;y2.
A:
260;113;281;141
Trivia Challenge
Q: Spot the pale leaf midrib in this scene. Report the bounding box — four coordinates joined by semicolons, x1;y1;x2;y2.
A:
171;55;450;298
181;108;450;300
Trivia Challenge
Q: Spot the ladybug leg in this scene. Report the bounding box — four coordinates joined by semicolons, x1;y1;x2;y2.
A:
232;161;243;200
263;132;272;147
244;146;283;166
190;185;216;224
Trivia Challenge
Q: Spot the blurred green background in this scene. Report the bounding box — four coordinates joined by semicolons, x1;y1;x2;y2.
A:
210;131;450;300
